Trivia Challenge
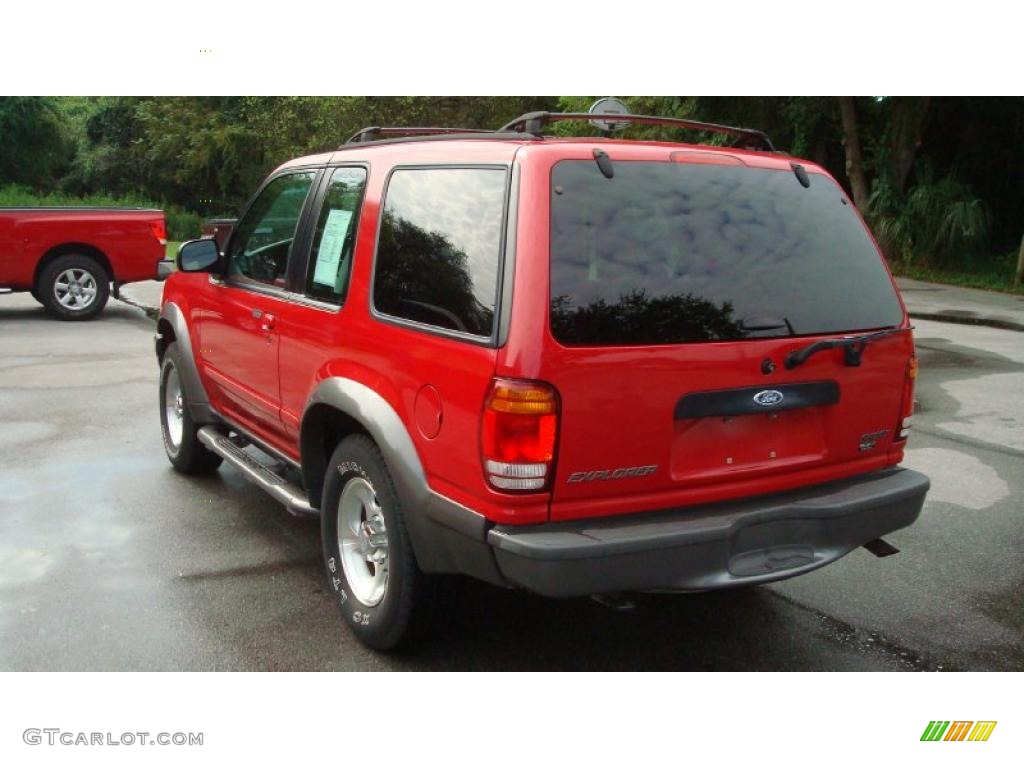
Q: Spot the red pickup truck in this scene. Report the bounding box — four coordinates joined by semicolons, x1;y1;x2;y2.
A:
0;207;168;319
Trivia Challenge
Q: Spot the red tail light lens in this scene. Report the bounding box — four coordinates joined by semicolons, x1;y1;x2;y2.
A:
150;219;167;246
482;378;559;492
896;355;917;440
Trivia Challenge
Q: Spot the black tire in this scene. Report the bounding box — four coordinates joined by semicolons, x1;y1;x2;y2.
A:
30;287;43;305
159;343;222;475
321;434;435;651
38;253;111;321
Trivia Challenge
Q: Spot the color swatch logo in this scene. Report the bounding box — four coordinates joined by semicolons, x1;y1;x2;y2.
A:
921;721;997;742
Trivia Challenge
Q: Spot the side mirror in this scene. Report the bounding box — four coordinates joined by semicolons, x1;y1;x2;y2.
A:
177;238;221;273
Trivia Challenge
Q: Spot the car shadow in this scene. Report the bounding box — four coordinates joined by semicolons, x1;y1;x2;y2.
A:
169;466;914;671
395;580;840;671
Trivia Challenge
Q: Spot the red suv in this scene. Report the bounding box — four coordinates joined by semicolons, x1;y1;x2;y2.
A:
156;109;929;650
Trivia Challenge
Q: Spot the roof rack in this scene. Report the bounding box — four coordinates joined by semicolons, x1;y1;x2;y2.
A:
498;111;775;151
344;126;496;146
339;112;775;151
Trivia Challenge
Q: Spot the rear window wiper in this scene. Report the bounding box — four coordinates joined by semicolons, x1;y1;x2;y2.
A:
740;316;795;335
784;326;911;369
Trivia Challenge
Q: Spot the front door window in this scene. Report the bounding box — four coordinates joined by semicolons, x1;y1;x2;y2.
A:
228;172;316;289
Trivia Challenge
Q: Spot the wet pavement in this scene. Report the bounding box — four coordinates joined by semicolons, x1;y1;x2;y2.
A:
895;277;1024;331
0;294;1021;670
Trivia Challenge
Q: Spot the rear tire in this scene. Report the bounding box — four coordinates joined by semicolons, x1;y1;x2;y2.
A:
321;435;436;651
159;343;222;475
38;254;110;321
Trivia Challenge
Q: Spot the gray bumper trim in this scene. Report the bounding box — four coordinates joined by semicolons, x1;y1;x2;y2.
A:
487;468;929;597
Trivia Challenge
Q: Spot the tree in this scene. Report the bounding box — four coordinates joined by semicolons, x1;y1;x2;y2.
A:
885;97;931;194
838;96;871;211
0;97;72;187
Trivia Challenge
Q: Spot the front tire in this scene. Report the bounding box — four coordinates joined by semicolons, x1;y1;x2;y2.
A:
159;343;222;475
39;254;110;320
321;435;434;651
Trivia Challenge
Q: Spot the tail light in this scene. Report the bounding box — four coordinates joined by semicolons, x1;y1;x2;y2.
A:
481;378;559;492
896;355;917;440
150;219;167;246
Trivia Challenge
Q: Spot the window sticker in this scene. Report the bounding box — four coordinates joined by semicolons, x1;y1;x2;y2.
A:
313;208;354;290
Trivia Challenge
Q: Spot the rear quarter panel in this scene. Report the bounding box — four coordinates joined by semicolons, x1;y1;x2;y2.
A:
278;151;547;524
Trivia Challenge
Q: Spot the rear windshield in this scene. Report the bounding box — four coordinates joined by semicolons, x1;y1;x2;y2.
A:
549;160;903;346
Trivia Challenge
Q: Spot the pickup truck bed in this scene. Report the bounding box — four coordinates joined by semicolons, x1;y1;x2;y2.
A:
0;207;167;319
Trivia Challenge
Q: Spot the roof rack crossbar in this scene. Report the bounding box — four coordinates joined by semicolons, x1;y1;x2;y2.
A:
498;112;775;151
344;126;495;146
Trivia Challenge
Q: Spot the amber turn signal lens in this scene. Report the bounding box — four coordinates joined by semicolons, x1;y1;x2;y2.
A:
907;356;919;380
486;381;557;415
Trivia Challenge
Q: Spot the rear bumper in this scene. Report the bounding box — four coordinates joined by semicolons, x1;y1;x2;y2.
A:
156;259;174;281
486;468;929;597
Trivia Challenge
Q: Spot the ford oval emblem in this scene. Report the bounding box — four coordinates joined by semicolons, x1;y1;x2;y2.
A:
753;389;784;407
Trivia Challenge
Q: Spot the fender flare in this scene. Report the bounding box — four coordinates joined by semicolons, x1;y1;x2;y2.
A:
301;377;429;514
300;377;500;581
157;301;214;423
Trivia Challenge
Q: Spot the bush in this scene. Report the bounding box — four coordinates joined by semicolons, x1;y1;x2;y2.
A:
0;184;201;241
868;176;991;269
164;209;203;242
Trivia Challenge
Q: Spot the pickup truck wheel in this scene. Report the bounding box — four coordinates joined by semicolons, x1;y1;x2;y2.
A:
321;435;434;651
159;344;222;475
39;254;110;320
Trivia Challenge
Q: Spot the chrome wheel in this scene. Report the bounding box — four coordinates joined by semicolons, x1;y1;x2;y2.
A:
337;476;389;606
164;366;184;449
53;268;98;310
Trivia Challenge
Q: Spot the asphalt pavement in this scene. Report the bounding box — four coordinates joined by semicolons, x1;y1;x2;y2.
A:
896;277;1024;331
0;288;1021;670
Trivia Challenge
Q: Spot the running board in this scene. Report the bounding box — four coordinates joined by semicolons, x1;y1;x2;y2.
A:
197;426;316;517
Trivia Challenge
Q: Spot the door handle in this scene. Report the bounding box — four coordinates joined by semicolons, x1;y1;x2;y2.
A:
260;312;277;332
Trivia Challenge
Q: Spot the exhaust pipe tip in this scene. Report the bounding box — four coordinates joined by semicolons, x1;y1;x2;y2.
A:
863;538;900;558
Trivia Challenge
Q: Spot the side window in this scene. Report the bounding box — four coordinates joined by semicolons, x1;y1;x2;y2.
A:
228;171;316;288
373;167;506;338
306;167;367;304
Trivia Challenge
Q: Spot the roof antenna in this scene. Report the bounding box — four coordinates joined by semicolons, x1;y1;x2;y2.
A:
593;148;614;179
791;162;810;188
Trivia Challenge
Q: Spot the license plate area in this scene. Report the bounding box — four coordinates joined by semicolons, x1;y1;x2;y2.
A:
671;408;828;482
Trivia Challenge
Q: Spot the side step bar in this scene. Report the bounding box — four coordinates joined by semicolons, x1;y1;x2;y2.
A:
197;426;316;517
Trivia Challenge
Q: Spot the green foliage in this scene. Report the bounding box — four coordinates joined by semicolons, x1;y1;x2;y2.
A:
164;209;204;242
51;96;560;216
0;97;73;185
868;172;991;268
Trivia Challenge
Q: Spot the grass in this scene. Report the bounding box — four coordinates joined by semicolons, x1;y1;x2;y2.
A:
889;259;1024;295
166;241;181;260
0;184;161;209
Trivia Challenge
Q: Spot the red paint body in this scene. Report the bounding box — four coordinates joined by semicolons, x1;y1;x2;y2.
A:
162;138;914;527
0;207;166;290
